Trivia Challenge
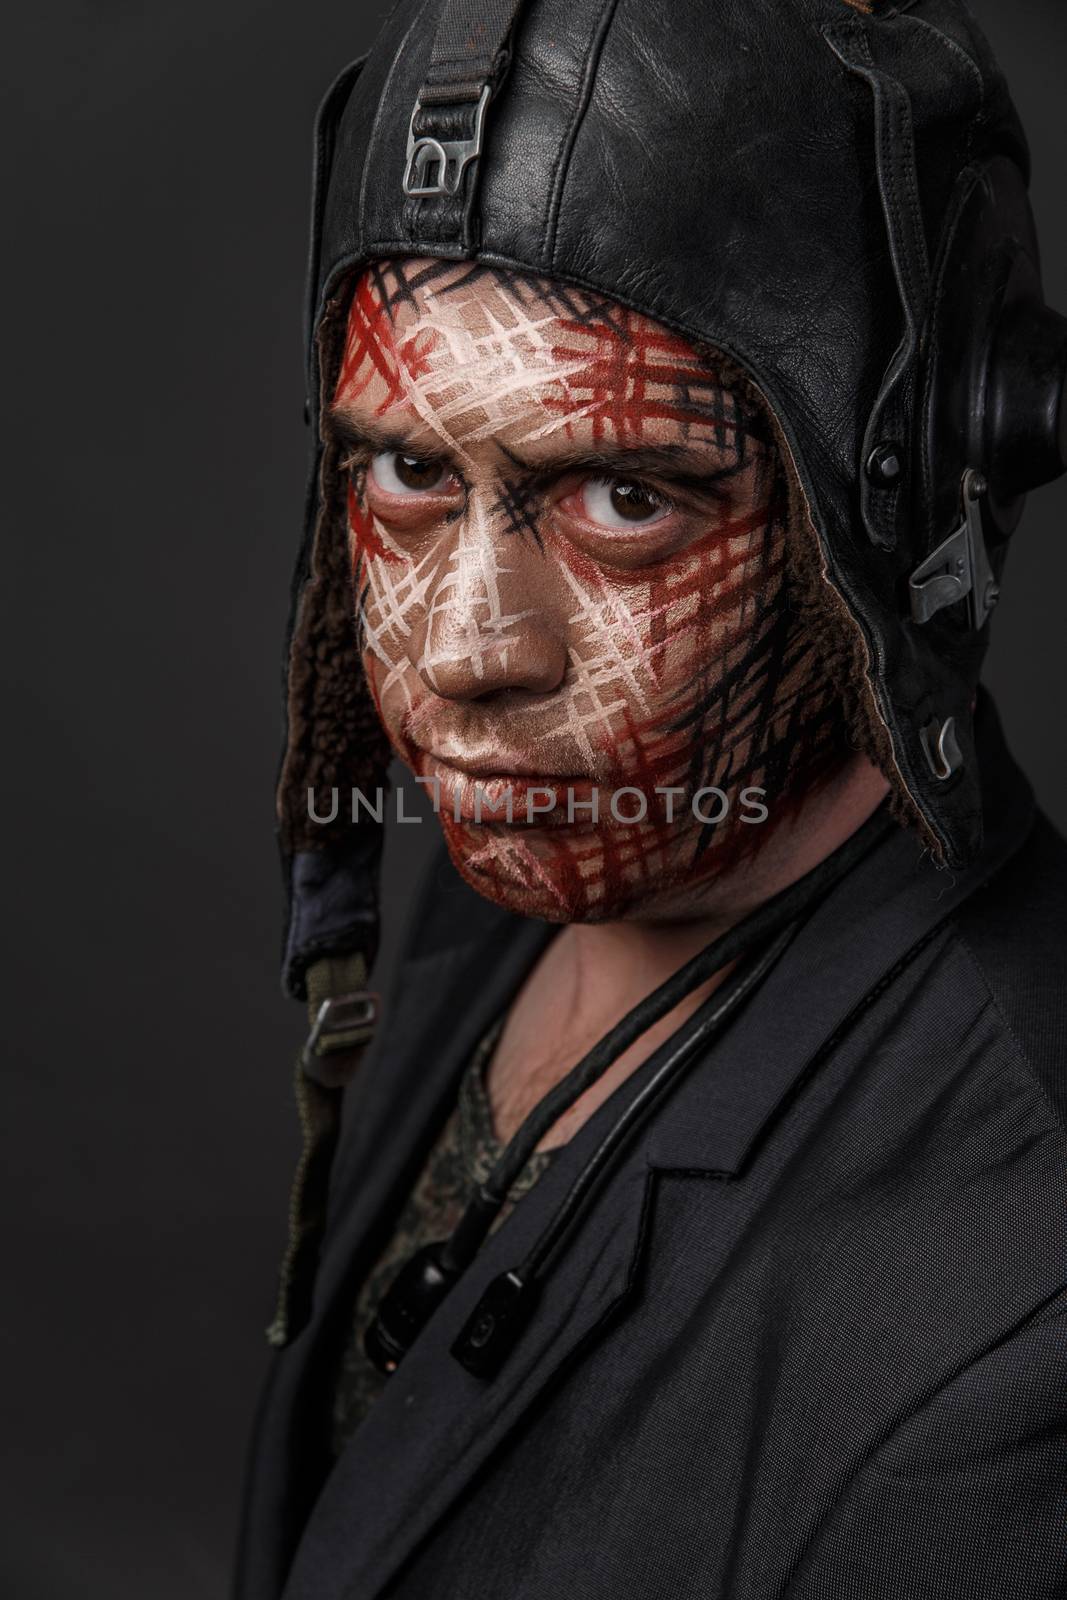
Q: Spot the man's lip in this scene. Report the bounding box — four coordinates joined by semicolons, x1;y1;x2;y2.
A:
413;749;599;826
411;741;588;782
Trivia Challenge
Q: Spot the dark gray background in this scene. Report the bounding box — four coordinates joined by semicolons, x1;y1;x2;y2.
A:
3;2;1064;1595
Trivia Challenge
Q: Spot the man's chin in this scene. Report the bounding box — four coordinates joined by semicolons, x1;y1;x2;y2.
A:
437;814;685;924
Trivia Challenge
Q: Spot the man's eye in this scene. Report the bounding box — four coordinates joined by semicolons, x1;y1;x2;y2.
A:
578;476;673;530
369;451;452;495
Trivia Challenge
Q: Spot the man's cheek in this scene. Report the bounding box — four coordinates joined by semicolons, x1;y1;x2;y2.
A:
347;482;397;567
360;648;411;764
356;542;420;666
542;536;659;705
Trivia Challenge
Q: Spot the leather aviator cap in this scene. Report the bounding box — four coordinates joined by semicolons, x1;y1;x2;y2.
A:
276;0;1067;996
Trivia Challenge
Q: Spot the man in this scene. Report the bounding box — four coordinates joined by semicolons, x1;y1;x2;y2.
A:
238;2;1067;1596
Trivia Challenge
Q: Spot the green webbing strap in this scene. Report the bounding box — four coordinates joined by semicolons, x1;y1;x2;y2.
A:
420;0;528;106
266;951;376;1349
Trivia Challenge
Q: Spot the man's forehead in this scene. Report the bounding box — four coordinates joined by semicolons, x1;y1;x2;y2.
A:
332;257;765;460
366;258;561;337
356;258;627;340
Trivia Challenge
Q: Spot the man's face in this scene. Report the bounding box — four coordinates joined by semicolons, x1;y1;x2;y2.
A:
328;259;844;922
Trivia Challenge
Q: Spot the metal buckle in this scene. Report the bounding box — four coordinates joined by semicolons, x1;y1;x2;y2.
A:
302;990;379;1070
909;468;1000;629
403;84;491;198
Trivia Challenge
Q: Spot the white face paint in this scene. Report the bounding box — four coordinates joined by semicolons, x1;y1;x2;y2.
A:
328;260;847;922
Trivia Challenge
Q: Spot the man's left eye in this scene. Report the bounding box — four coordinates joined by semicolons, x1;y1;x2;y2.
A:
370;451;452;495
578;476;673;529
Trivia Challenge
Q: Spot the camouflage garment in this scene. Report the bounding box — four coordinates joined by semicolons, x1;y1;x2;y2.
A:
331;1023;558;1452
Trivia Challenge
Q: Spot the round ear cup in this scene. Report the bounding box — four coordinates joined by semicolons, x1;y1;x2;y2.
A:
922;156;1067;552
988;296;1067;497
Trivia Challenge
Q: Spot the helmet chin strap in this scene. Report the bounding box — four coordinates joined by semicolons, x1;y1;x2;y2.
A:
266;951;379;1350
825;18;931;560
364;801;895;1381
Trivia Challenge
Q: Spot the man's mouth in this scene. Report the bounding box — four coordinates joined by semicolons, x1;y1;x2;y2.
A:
412;748;600;827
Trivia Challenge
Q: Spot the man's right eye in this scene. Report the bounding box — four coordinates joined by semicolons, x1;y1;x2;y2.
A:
369;451;452;495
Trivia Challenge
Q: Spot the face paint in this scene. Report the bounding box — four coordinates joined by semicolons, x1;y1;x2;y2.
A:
327;259;848;923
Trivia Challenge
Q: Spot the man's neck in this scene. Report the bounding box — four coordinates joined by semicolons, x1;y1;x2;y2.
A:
486;755;892;1150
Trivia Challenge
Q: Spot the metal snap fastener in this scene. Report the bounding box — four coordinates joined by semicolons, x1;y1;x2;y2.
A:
467;1312;496;1350
866;442;904;486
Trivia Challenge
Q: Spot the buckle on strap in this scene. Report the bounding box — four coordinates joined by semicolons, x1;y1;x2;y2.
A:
302;990;379;1077
909;468;1000;629
403;84;491;198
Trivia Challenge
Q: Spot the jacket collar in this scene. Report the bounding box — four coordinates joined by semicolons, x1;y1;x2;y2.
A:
280;693;1034;1599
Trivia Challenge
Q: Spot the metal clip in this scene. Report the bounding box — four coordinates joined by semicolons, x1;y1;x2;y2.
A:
920;715;963;782
302;990;379;1071
909;468;1000;629
403;84;491;197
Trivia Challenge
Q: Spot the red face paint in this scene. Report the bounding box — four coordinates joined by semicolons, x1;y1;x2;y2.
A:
327;260;847;923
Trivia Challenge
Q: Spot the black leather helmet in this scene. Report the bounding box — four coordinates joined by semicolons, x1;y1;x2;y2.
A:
276;0;1067;997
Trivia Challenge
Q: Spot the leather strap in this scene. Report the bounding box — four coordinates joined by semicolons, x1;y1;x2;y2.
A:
400;0;529;245
826;19;931;553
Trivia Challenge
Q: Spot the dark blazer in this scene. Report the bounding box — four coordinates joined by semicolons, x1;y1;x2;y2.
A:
237;699;1067;1599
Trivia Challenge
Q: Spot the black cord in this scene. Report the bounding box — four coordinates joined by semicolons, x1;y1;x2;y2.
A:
447;922;801;1378
520;919;799;1281
366;802;894;1376
441;801;893;1275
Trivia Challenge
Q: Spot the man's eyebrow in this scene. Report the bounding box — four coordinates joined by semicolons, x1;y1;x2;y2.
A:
322;409;441;456
501;440;744;489
323;410;748;487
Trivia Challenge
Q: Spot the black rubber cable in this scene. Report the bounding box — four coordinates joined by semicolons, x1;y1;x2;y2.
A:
519;919;798;1281
446;922;801;1377
441;801;893;1276
366;803;894;1376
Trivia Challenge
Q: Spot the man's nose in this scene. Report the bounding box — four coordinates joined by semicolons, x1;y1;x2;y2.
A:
407;511;567;700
